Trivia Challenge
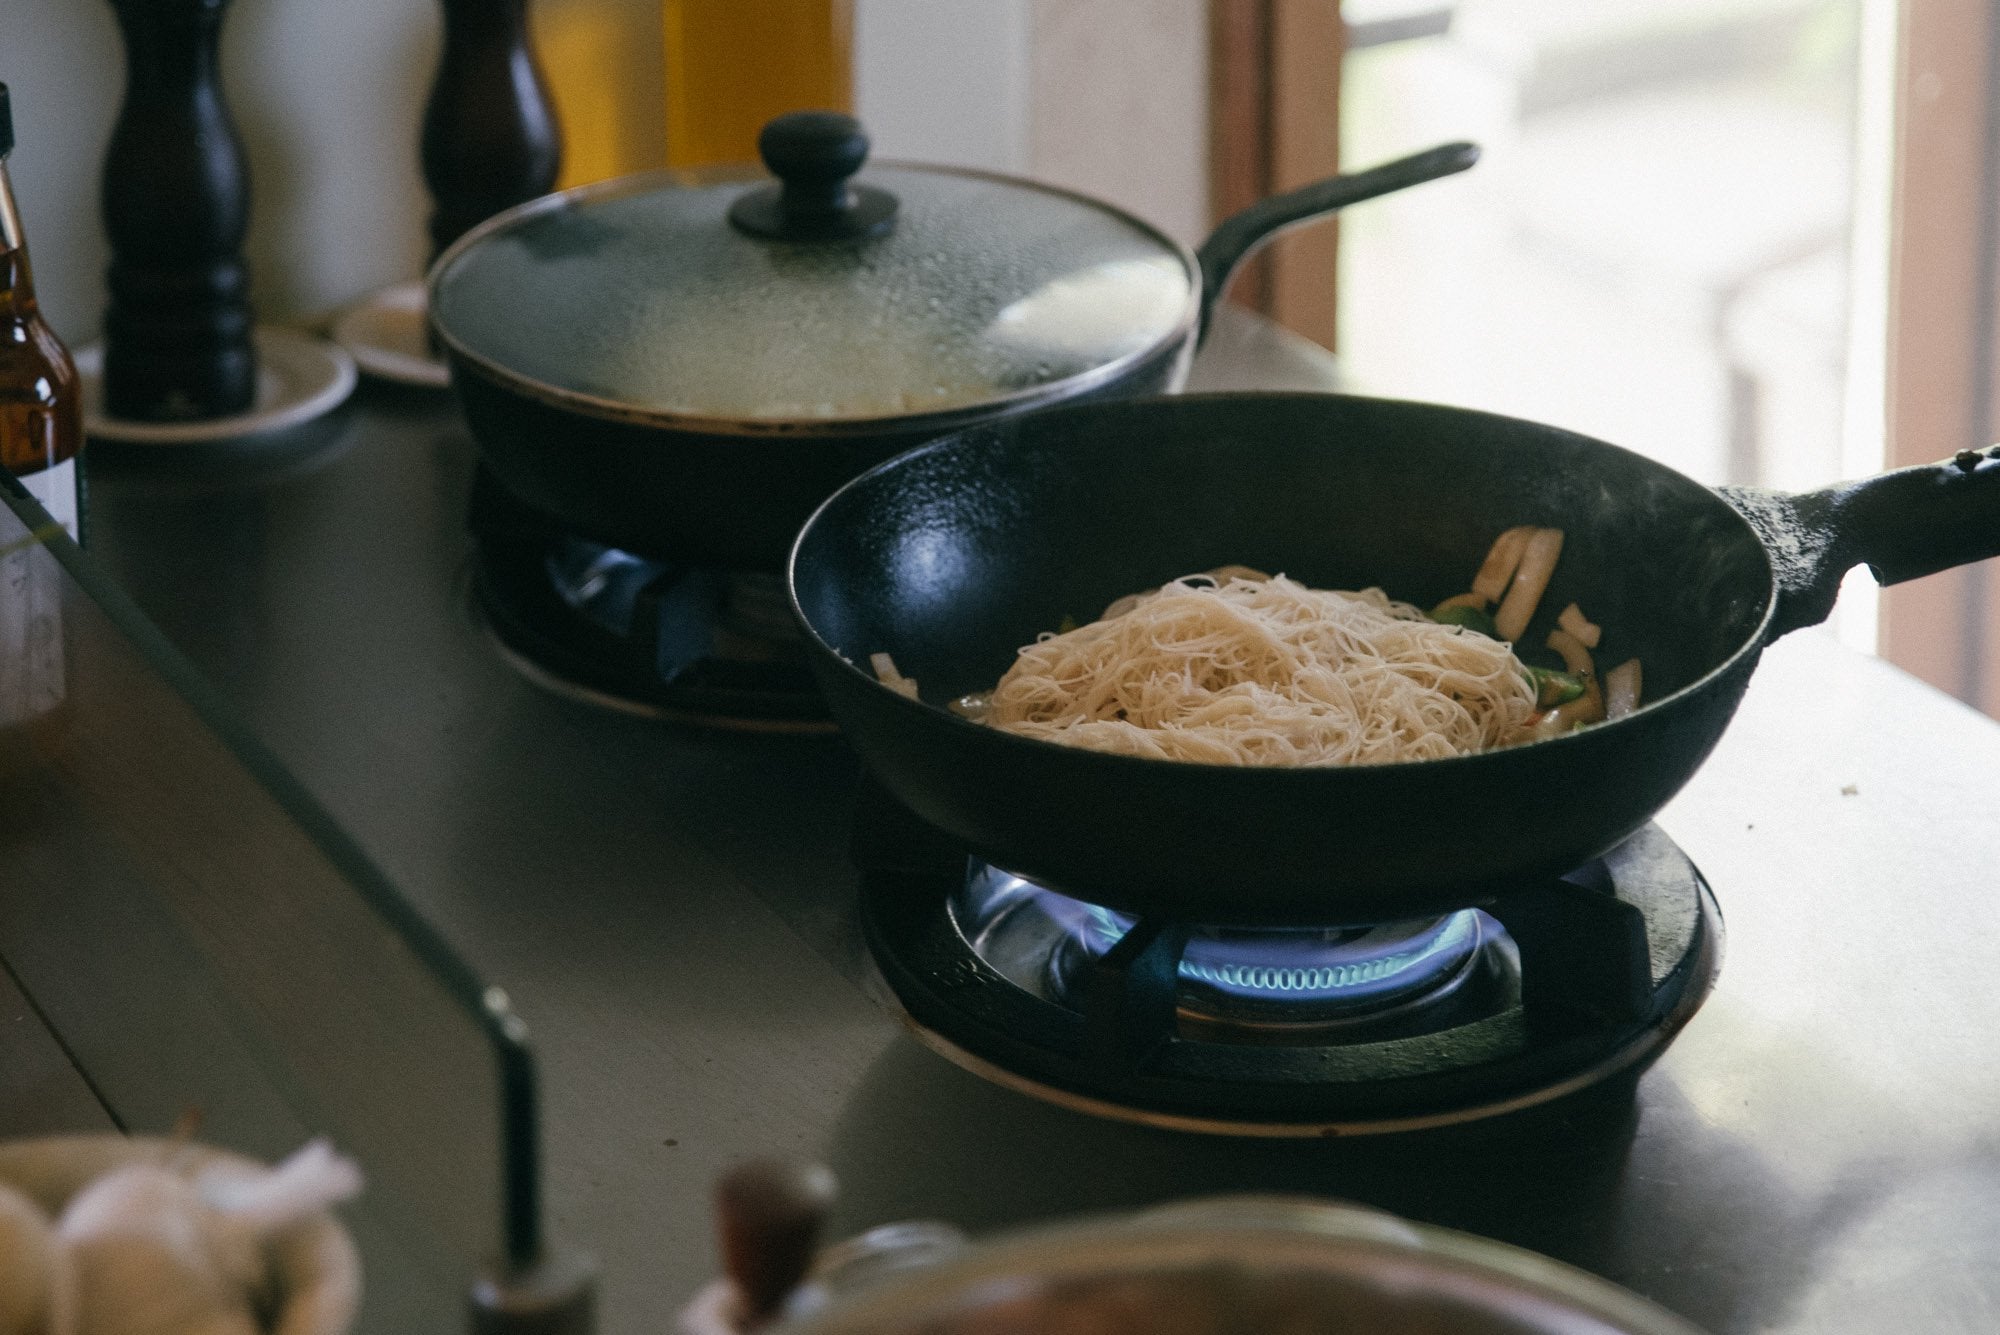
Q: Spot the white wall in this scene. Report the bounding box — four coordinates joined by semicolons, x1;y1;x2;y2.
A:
8;0;1205;348
9;0;440;348
858;0;1209;246
9;2;125;348
855;0;1031;172
1026;0;1209;248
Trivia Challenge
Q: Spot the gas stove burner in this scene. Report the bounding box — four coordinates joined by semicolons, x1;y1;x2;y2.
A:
468;469;831;732
961;865;1512;1042
854;783;1722;1136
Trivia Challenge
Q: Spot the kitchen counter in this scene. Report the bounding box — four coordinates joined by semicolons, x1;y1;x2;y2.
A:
71;317;2000;1334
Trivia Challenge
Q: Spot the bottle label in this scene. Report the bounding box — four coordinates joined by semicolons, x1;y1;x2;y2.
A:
0;523;65;728
19;457;79;541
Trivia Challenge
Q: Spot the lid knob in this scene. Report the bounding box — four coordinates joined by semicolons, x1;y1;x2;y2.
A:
728;110;898;243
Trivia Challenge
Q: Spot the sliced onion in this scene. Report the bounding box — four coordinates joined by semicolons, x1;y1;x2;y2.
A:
1471;526;1535;604
1557;602;1601;649
870;651;920;699
1604;658;1642;719
1495;528;1565;643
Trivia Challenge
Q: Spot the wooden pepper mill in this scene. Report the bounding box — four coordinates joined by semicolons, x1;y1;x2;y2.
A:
101;0;258;422
421;0;561;260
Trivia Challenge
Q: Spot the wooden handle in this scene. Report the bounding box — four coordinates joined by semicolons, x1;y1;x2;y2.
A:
715;1159;838;1328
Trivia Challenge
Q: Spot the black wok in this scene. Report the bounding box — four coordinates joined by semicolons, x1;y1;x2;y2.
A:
430;114;1477;572
789;392;2000;926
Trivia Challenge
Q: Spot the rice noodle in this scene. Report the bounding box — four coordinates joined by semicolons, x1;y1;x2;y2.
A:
986;572;1540;766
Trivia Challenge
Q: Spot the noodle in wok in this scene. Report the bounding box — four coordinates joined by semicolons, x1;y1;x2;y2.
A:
982;571;1540;766
870;527;1641;764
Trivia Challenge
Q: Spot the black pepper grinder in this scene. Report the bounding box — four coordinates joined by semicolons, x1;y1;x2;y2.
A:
420;0;561;261
100;0;258;422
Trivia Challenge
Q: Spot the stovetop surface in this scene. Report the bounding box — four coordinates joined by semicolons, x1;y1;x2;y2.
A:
76;335;2000;1334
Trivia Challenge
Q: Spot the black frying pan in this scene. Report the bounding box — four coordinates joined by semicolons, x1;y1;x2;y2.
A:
788;393;2000;927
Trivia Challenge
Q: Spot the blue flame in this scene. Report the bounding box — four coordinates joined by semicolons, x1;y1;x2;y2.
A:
964;864;1484;1007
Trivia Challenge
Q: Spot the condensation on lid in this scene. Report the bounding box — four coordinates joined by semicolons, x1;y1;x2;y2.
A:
430;165;1195;424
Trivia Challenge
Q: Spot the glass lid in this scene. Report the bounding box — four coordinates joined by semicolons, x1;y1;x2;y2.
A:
429;113;1195;426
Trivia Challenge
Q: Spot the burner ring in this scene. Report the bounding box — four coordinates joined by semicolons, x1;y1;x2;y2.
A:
960;865;1507;1039
857;799;1724;1136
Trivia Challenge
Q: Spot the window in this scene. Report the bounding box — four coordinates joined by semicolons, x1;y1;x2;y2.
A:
1336;0;1878;655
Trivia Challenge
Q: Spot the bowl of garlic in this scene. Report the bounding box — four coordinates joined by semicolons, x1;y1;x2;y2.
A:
0;1135;362;1335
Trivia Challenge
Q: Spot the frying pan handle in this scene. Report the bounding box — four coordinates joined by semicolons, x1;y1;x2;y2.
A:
1721;446;2000;640
1193;141;1479;348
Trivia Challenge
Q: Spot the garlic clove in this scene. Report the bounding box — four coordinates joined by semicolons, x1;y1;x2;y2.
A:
0;1182;60;1335
55;1164;260;1335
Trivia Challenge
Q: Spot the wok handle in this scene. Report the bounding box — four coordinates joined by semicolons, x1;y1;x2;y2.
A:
1721;446;2000;640
1193;141;1479;348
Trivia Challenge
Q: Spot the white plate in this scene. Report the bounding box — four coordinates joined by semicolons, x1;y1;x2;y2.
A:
79;327;359;445
331;279;451;389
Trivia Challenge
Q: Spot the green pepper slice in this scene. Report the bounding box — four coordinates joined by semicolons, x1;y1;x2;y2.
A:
1430;603;1499;638
1524;666;1585;709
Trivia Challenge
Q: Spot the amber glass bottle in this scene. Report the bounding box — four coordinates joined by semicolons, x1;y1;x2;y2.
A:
662;0;853;168
0;85;84;544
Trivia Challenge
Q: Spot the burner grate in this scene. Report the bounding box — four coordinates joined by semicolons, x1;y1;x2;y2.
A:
854;781;1723;1136
469;469;832;732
